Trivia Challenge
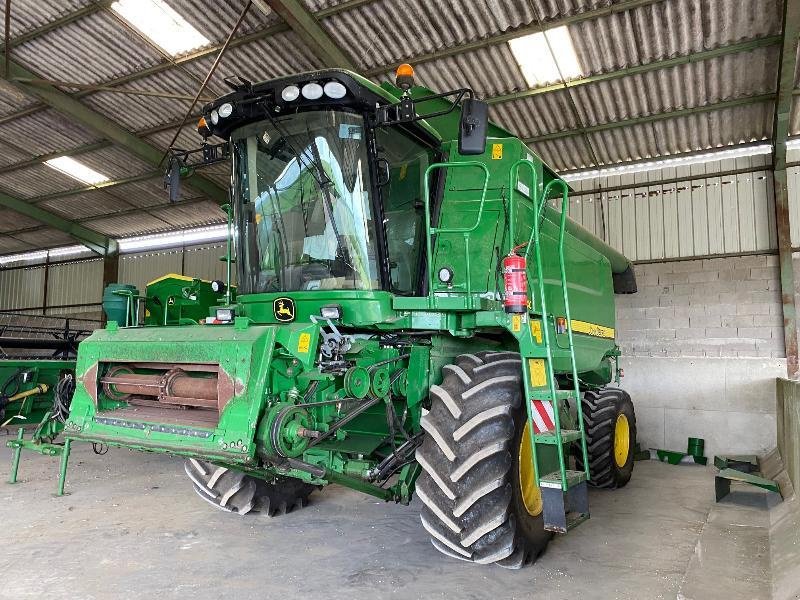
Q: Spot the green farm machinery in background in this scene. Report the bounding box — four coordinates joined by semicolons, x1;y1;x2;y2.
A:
61;65;638;568
0;314;92;493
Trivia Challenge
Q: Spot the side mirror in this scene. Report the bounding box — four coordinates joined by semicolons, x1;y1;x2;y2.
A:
458;98;489;156
376;157;390;186
165;158;181;203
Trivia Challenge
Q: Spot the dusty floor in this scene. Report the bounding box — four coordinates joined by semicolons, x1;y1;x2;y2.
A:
0;440;775;600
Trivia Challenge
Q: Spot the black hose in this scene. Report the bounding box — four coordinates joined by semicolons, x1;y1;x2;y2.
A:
52;374;75;424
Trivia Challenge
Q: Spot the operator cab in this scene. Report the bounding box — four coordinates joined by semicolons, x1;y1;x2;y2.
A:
170;68;487;298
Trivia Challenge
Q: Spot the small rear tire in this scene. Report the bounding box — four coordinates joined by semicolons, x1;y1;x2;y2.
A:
184;458;316;516
576;388;636;489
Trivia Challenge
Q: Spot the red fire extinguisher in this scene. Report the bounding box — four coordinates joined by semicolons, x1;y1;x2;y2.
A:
503;244;528;314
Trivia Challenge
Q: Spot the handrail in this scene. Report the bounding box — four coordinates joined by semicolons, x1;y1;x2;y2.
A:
542;178;590;481
508;159;546;488
422;161;490;309
507;159;538;254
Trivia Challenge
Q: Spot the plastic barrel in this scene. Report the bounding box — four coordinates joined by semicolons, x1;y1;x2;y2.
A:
102;283;138;325
687;437;705;457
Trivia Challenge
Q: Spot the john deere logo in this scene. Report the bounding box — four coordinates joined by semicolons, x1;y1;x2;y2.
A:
273;297;295;322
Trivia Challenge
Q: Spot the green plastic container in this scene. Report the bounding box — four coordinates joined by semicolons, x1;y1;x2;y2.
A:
687;437;705;458
102;283;138;326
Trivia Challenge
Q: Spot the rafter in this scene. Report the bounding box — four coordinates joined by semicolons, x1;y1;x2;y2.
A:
259;0;356;69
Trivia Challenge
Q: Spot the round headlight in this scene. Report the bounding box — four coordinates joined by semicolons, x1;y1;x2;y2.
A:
323;81;347;99
438;267;454;284
301;82;324;100
210;109;219;125
281;85;300;102
218;102;233;118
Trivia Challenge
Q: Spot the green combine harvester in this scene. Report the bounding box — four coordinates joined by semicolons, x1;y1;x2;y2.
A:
63;65;638;568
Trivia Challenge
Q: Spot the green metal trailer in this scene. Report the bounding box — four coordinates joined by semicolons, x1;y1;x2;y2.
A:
63;66;637;567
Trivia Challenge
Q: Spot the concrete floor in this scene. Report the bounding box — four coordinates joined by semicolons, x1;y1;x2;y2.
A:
0;441;777;600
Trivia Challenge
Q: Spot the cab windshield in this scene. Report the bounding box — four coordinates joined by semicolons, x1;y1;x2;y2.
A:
233;111;379;293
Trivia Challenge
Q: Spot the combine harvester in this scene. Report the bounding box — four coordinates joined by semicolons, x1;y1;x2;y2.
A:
62;65;638;567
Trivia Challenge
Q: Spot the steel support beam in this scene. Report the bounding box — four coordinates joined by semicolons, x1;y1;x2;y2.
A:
102;252;119;291
772;0;800;378
0;190;117;255
259;0;355;69
525;93;775;143
0;53;228;205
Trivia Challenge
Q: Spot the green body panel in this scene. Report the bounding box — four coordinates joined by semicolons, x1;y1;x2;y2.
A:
66;323;277;462
62;70;634;505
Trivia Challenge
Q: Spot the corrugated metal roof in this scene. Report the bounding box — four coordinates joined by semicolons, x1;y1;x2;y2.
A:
0;163;81;199
0;138;33;169
149;199;227;229
0;79;38;118
182;32;324;92
0;0;795;257
0;108;100;155
532;102;775;171
0;209;41;232
12;227;75;247
0;1;92;38
75;146;154;179
88;212;176;238
319;0;537;72
37;189;133;221
570;0;781;74
100;178;195;209
0;235;34;254
81;68;203;131
174;0;279;46
11;11;165;86
569;47;779;125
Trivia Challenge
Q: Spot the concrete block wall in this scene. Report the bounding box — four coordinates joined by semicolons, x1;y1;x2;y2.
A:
614;254;786;458
617;254;784;359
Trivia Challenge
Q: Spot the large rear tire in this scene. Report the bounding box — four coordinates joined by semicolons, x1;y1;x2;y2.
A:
576;388;636;489
415;351;551;568
184;458;316;516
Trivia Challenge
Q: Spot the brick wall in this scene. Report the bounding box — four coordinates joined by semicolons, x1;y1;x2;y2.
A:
616;254;784;359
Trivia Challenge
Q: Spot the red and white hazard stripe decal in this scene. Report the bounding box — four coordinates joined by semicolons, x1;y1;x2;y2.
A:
531;399;555;433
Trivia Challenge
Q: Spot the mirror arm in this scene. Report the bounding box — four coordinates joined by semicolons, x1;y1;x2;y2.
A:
373;88;473;127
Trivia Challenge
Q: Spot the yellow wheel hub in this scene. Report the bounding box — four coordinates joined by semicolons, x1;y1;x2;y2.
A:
613;413;630;468
519;421;543;516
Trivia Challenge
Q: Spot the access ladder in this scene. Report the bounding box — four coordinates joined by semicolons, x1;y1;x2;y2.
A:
509;161;590;533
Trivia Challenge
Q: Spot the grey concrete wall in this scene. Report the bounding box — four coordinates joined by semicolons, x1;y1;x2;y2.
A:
617;254;784;359
615;255;786;458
